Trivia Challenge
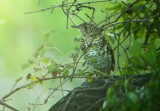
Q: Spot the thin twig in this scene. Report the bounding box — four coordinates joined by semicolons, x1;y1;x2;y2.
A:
0;99;19;111
1;75;87;101
44;78;69;104
24;0;110;14
66;0;69;29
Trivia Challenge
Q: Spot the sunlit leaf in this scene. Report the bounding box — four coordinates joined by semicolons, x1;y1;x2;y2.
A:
106;33;115;44
103;99;109;109
31;75;39;82
41;57;50;64
87;78;93;83
30;75;43;84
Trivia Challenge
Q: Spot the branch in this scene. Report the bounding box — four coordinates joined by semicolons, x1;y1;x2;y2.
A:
1;75;87;101
49;74;152;111
24;0;110;14
0;100;19;111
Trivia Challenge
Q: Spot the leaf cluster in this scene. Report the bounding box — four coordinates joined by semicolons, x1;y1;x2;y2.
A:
101;0;160;110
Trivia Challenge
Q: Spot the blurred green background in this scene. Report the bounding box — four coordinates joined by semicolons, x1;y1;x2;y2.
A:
0;0;108;110
0;0;77;78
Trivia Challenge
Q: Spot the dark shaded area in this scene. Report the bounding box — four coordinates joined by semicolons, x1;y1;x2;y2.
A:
49;74;152;111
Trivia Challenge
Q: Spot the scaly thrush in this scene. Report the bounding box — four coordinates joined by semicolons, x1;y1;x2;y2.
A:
72;23;115;75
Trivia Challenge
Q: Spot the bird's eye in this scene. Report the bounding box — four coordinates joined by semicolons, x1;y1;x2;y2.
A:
84;26;87;30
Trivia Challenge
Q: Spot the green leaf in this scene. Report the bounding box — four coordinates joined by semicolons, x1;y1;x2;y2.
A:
50;60;59;73
136;26;146;39
87;78;93;83
106;33;116;44
156;51;160;70
30;75;43;84
77;69;84;76
27;84;34;89
62;68;69;78
114;24;124;30
90;57;96;64
129;56;147;71
41;57;50;64
34;67;41;72
106;2;122;10
85;71;94;77
48;64;53;73
103;99;109;109
106;87;114;98
126;92;140;110
129;40;142;56
31;75;39;82
141;47;157;70
122;60;135;75
124;79;130;93
126;0;137;3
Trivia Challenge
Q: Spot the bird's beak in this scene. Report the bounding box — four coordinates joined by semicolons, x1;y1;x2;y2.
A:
71;25;79;28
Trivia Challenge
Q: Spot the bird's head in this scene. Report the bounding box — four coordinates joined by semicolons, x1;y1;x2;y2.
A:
72;23;101;37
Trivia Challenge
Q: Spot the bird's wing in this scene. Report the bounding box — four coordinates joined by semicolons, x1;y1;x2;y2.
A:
102;35;115;72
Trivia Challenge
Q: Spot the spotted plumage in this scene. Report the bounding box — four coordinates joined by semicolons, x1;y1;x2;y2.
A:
72;23;115;74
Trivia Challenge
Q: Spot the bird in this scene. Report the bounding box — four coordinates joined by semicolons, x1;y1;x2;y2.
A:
72;23;115;75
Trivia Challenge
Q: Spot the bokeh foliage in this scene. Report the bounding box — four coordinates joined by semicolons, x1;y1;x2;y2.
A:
0;0;160;110
101;0;160;111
